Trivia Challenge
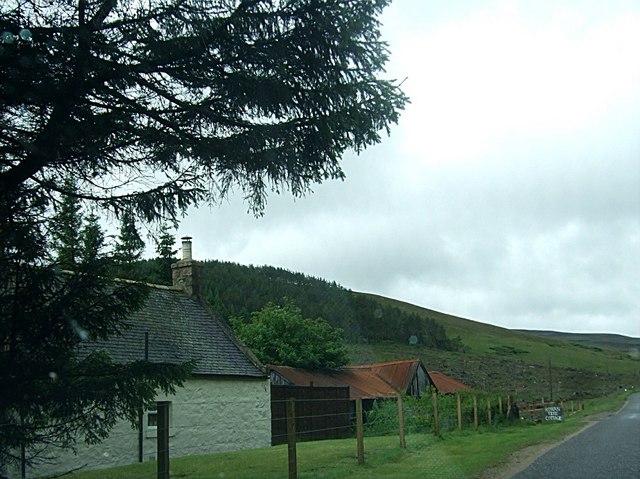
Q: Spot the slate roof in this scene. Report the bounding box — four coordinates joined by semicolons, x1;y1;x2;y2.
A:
85;286;265;378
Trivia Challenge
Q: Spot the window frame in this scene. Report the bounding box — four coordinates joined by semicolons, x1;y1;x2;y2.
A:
146;402;172;438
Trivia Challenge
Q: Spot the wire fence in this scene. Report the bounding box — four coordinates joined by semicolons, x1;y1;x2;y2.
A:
273;390;584;479
27;390;585;479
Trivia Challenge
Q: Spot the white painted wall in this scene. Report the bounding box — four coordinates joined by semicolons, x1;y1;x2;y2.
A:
24;377;271;478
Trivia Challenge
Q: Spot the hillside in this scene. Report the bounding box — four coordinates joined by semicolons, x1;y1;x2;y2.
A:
357;293;638;369
354;293;639;399
515;330;640;355
189;260;460;350
135;257;640;400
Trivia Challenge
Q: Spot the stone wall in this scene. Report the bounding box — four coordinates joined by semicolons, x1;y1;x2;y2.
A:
24;376;271;478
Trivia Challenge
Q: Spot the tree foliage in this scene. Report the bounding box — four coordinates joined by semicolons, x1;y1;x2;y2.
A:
52;178;110;270
80;210;107;265
232;301;349;369
154;224;177;261
194;259;462;350
51;177;83;269
200;260;359;337
0;191;192;471
152;224;177;284
0;0;406;471
113;209;145;264
111;208;146;281
1;0;407;218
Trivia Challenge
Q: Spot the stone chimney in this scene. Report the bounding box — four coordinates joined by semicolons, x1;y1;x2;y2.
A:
171;236;201;297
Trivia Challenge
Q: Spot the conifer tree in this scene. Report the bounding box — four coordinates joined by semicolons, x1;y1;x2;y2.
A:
0;190;191;472
155;225;177;261
0;0;406;470
51;178;83;269
113;209;145;267
110;209;146;281
80;211;107;265
0;0;407;217
153;224;177;285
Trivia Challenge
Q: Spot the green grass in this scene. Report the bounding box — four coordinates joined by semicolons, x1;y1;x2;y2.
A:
362;293;638;374
67;392;633;479
516;330;640;353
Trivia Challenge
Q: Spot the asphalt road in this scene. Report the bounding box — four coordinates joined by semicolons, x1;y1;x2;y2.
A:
511;393;640;479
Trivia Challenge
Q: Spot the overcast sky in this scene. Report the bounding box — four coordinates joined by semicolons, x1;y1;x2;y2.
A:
179;0;640;337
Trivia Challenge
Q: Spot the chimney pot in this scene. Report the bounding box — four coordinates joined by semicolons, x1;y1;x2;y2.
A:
172;236;200;297
181;236;193;261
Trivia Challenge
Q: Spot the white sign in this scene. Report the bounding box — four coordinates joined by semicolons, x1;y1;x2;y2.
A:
543;406;564;422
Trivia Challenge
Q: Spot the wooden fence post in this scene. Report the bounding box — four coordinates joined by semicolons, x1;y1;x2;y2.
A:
473;396;478;431
456;393;462;431
20;443;26;479
356;398;365;465
432;392;440;436
397;394;406;448
487;398;492;426
286;398;297;479
156;401;170;479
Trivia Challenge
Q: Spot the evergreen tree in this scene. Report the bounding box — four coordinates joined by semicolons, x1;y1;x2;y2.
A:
152;224;177;285
80;211;107;265
0;0;406;470
155;225;177;261
196;260;461;349
51;178;83;269
0;190;192;471
0;0;407;217
114;210;145;264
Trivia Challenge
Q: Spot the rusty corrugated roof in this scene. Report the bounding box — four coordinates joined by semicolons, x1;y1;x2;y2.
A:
269;359;429;399
427;371;473;394
269;364;399;399
270;360;473;398
351;359;422;393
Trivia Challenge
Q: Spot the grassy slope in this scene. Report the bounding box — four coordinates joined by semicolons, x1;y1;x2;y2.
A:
515;330;640;353
351;293;640;399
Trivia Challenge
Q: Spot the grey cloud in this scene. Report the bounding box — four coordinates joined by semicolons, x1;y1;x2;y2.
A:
180;1;640;337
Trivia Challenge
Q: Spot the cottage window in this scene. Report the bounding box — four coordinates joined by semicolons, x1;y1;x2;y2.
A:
146;402;172;438
147;409;158;428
